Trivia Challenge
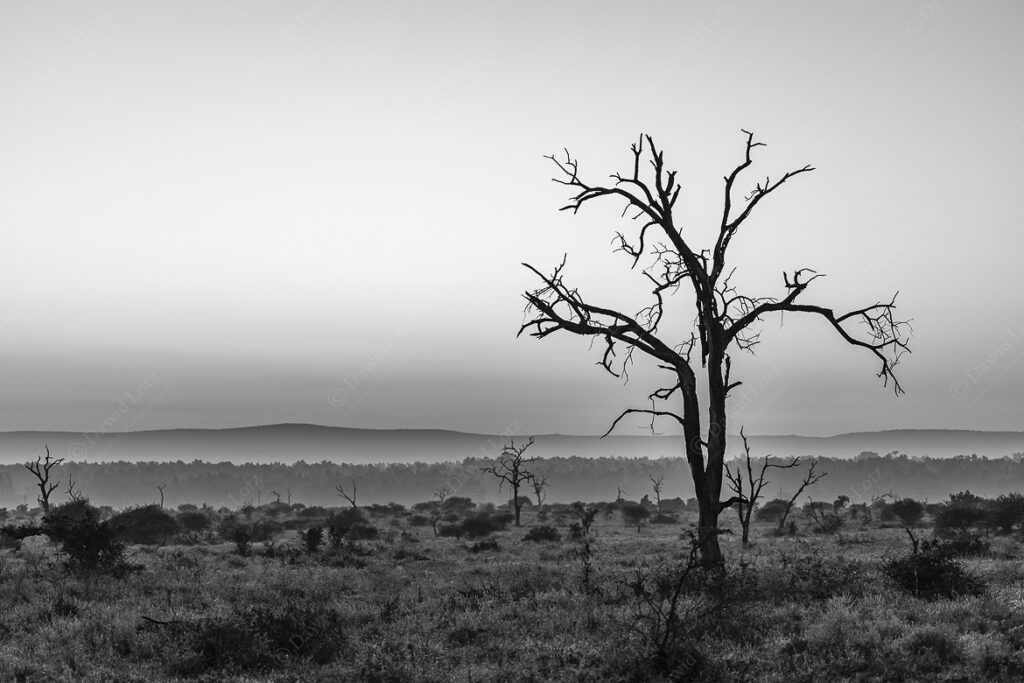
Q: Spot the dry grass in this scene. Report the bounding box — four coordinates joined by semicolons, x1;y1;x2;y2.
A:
1;510;1022;682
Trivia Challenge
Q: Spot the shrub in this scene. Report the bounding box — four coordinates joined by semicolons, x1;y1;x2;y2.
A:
892;498;925;526
442;497;475;515
302;526;324;553
934;503;986;538
621;502;650;529
754;498;790;523
883;546;986;599
217;518;274;556
298;506;328;518
43;499;128;573
523;525;561;542
437;522;462;539
326;507;366;537
462;514;507;539
408;514;432;527
986;493;1024;534
921;534;990;557
468;538;500;553
109;505;182;545
171;601;347;676
178;511;211;532
345;521;378;541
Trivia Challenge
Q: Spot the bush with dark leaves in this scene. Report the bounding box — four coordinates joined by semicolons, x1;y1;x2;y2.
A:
523;525;561;542
109;505;182;545
883;546;986;599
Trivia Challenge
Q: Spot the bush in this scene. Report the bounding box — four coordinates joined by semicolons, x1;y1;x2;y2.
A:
921;534;990;557
883;547;986;599
462;514;507;539
178;511;211;532
986;493;1024;534
442;497;475;515
468;538;499;553
345;521;378;541
218;518;274;556
892;498;925;526
326;507;366;537
299;506;328;518
43;499;128;572
437;522;462;539
755;498;790;523
621;502;650;529
109;505;182;545
650;514;678;525
171;601;347;676
523;525;561;542
934;503;986;538
408;514;432;527
302;526;324;553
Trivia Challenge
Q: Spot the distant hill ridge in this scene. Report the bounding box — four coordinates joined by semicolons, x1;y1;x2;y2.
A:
0;423;1021;465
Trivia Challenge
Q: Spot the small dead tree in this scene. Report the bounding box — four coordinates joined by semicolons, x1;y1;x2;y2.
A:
529;473;549;508
649;475;666;511
724;428;800;545
157;484;166;509
66;473;84;503
336;479;358;509
432;484;452;505
778;460;827;532
271;490;282;504
480;437;537;526
617;487;628;503
24;446;63;513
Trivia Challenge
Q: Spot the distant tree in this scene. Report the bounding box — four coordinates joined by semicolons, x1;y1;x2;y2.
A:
335;479;358;509
156;484;166;509
519;132;910;564
648;474;665;510
986;493;1024;534
529;473;549;508
724;428;800;544
891;498;925;527
432;484;452;505
480;438;537;527
24;445;62;512
777;460;827;532
832;495;850;513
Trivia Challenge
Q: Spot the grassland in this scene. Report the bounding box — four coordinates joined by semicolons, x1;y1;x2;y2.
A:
1;507;1022;682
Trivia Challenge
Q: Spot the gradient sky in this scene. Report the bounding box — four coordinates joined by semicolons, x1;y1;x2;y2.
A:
2;1;1023;436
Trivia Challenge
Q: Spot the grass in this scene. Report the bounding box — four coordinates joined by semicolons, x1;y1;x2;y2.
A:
1;510;1023;681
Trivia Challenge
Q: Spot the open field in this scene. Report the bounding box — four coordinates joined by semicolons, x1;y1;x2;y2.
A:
2;506;1023;682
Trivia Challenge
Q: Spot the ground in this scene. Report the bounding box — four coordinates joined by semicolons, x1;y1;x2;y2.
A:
1;509;1022;682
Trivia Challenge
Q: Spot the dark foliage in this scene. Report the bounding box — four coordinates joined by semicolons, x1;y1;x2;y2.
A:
43;499;128;573
891;498;925;526
177;511;211;532
108;505;182;545
301;526;324;553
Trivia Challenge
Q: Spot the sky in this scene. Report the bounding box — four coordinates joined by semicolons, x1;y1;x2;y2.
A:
2;1;1024;437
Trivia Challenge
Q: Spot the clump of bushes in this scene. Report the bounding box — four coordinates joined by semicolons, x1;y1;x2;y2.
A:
108;505;181;545
170;601;348;676
461;514;508;539
523;525;560;542
178;510;211;532
43;499;129;573
468;538;500;553
883;538;986;599
302;526;324;553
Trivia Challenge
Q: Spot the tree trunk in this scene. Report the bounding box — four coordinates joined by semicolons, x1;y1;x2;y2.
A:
512;484;521;526
696;493;723;566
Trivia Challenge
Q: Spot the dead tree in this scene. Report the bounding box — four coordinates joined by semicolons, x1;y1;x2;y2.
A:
648;474;665;510
724;428;800;545
777;460;828;532
157;484;166;509
271;490;282;504
432;484;452;505
335;479;357;509
520;132;910;565
529;473;549;508
480;438;537;526
24;446;63;513
66;473;84;503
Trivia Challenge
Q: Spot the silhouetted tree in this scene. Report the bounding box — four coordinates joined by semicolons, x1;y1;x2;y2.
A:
520;132;911;564
648;474;665;510
480;438;537;526
778;460;827;532
25;446;62;512
724;428;800;545
335;479;357;509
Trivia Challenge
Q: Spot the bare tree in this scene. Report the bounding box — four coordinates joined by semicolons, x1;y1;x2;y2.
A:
286;488;294;506
616;487;628;503
529;473;549;508
648;474;665;510
520;132;910;564
24;446;63;513
157;484;166;509
777;460;828;532
335;479;358;509
724;428;800;545
480;438;537;526
433;484;452;505
66;473;84;503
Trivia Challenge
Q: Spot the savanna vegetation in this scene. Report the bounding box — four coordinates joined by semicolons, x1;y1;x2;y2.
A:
2;466;1024;682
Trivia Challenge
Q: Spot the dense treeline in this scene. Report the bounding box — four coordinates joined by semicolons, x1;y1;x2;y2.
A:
1;451;1023;510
